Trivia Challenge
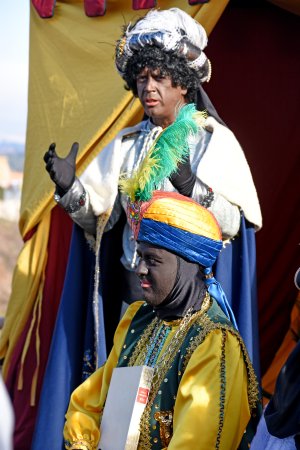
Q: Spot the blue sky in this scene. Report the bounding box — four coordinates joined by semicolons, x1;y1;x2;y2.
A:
0;2;30;143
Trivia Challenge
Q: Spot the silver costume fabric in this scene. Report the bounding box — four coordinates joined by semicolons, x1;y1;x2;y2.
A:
58;118;242;271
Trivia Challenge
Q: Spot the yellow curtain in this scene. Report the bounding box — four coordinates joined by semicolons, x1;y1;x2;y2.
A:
0;0;229;374
0;213;50;375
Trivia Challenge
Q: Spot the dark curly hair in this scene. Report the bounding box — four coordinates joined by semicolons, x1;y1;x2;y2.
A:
123;46;202;103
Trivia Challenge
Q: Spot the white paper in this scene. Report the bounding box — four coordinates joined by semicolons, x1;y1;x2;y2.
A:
98;365;154;450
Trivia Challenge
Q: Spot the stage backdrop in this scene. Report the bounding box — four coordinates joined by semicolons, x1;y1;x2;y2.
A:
1;0;299;424
0;0;229;375
204;1;300;374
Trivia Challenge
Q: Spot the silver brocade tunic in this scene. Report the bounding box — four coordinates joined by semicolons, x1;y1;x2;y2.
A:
58;119;241;271
112;119;212;271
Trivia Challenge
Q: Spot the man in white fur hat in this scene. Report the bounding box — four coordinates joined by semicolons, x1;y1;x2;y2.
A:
44;8;262;358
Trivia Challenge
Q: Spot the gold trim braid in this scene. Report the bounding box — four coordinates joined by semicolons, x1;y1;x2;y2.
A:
134;298;259;449
136;295;211;449
183;314;260;412
93;210;112;368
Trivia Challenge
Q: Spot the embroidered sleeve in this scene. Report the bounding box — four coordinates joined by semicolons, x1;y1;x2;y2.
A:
169;329;253;449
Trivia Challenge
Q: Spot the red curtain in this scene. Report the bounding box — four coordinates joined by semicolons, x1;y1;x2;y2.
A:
6;208;73;449
31;0;209;17
205;2;300;374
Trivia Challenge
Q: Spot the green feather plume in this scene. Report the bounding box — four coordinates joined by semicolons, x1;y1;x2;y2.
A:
119;103;206;201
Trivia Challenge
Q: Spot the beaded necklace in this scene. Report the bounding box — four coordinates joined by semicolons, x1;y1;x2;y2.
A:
130;292;210;373
144;322;171;367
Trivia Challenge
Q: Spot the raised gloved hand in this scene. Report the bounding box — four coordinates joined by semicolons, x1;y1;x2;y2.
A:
44;142;79;196
169;155;196;197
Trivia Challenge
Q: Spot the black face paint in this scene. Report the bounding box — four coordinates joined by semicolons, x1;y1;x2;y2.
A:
153;255;207;320
136;242;207;320
136;243;178;308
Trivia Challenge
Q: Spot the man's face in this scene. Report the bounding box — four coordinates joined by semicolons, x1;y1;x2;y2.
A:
135;242;178;307
136;67;188;128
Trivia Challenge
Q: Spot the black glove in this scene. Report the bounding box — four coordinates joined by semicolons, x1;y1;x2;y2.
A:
168;155;196;197
44;142;79;196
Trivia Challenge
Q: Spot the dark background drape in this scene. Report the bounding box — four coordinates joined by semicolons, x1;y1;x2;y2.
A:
205;1;300;374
